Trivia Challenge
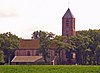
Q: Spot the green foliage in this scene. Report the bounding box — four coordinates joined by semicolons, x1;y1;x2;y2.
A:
0;51;4;63
0;32;19;50
32;30;55;63
76;29;100;65
0;65;100;73
31;29;100;65
0;32;19;64
47;29;100;65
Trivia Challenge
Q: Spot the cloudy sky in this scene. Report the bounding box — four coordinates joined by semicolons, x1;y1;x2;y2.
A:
0;0;100;38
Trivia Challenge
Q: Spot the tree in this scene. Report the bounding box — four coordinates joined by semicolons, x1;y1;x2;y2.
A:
76;29;100;65
32;30;55;63
51;36;74;64
31;29;100;65
0;32;19;64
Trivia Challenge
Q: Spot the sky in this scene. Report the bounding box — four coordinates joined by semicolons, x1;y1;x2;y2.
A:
0;0;100;39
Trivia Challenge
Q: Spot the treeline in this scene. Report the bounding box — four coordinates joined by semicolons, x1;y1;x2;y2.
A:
32;29;100;65
0;29;100;65
69;29;100;65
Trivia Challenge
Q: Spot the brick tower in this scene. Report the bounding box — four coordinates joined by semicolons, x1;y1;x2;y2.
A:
62;8;76;36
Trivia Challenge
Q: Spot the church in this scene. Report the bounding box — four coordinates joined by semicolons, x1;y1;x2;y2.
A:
11;8;76;65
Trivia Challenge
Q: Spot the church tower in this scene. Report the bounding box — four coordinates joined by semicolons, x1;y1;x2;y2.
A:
62;8;76;36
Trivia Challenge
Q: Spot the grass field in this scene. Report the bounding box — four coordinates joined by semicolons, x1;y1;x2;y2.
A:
0;65;100;73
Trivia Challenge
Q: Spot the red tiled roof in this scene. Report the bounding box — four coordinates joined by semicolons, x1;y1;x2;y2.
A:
19;39;57;49
19;39;40;49
11;56;42;62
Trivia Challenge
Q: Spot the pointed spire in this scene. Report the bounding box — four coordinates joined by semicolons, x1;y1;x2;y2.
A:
63;8;74;18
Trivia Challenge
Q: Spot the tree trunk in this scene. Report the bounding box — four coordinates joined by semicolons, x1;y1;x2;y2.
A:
44;56;47;63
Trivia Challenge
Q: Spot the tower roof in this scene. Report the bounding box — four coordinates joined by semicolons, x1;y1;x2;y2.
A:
63;8;74;18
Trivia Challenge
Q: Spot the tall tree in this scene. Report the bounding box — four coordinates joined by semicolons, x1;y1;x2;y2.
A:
32;30;55;63
0;32;19;64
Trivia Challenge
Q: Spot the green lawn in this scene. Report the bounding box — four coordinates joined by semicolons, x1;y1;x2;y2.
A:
0;65;100;73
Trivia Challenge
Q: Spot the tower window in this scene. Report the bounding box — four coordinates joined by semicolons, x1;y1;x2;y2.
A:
66;20;69;23
66;20;69;26
66;24;69;27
